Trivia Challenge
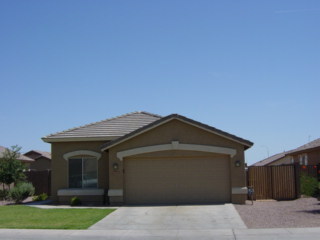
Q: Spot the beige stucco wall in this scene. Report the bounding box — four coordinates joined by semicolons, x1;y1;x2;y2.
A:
107;119;247;204
50;141;109;201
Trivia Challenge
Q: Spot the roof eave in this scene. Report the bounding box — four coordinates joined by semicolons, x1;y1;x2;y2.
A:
285;145;320;156
42;136;119;143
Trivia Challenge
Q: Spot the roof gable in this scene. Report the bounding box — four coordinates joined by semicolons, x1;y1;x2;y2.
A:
101;114;253;151
42;111;161;142
24;150;51;160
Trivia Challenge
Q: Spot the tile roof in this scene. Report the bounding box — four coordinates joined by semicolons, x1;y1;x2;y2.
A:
42;111;162;142
0;146;34;162
288;138;320;154
101;114;254;150
24;150;51;160
251;152;288;166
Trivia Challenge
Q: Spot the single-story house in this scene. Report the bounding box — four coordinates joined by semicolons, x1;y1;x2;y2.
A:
0;146;34;168
42;111;253;205
252;138;320;166
24;150;51;171
251;151;292;166
287;138;320;166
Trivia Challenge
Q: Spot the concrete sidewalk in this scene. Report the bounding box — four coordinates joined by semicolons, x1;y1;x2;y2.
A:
0;228;319;240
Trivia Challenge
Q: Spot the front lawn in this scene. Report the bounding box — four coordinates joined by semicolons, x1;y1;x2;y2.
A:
0;205;115;229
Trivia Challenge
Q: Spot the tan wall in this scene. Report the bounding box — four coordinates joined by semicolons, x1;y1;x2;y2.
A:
58;195;104;205
232;194;247;204
29;157;51;171
108;119;247;204
51;141;109;201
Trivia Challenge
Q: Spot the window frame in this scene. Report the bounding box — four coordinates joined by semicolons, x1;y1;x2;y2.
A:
68;156;98;189
299;153;308;166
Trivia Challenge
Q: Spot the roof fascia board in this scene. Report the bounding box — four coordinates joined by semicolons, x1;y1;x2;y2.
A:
285;146;320;156
176;118;252;148
42;136;118;143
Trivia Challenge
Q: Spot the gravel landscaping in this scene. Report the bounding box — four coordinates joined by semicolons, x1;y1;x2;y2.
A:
234;197;320;228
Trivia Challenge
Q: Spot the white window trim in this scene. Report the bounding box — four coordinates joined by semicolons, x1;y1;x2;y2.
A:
304;154;308;165
58;188;104;196
63;150;101;161
116;141;237;161
299;153;308;165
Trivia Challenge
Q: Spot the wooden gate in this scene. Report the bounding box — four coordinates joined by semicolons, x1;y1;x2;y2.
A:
26;170;51;195
247;165;298;200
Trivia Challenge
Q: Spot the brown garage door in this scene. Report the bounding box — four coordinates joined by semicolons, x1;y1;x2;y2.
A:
124;155;231;205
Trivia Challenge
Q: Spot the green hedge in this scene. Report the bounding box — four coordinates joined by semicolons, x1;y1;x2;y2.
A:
300;175;319;197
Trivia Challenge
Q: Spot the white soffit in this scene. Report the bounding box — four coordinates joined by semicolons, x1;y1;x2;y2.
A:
63;150;102;160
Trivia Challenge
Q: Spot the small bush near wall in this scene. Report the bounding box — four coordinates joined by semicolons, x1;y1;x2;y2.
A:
32;193;48;201
300;175;319;197
9;182;35;203
70;196;81;206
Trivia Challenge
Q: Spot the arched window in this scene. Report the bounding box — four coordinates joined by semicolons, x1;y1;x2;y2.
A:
63;150;101;189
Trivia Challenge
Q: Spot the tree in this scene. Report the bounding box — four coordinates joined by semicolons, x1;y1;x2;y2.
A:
0;145;26;189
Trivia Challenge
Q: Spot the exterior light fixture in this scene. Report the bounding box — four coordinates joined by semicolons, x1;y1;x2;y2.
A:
235;160;241;167
112;163;119;171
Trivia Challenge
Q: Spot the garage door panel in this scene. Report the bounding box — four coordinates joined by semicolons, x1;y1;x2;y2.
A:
124;155;230;205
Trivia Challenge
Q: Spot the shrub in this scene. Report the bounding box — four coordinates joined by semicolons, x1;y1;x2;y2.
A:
9;182;35;203
70;196;81;206
0;189;9;200
300;175;319;197
32;193;48;201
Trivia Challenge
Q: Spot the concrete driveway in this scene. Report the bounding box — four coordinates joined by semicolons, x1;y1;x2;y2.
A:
89;204;246;230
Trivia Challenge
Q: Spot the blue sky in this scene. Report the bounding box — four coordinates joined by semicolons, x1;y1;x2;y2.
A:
0;0;319;165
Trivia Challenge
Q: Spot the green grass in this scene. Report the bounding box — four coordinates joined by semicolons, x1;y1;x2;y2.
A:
0;205;115;229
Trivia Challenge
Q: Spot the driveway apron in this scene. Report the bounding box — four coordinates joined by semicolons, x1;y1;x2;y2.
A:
89;204;247;230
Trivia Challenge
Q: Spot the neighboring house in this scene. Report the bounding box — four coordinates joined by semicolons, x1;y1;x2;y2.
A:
251;151;292;166
0;145;34;168
42;111;253;205
287;138;320;166
24;150;51;171
252;138;320;166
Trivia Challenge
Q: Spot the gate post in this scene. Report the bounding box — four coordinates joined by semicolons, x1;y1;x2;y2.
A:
294;163;301;199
